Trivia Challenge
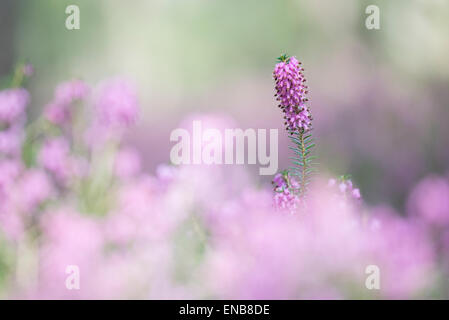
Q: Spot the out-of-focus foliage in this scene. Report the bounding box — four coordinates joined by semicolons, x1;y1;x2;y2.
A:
0;0;449;299
8;0;448;207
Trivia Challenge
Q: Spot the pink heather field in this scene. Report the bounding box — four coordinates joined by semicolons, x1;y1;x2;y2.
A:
1;1;449;300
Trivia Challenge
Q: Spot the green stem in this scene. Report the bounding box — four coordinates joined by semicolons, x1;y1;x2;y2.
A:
299;130;307;197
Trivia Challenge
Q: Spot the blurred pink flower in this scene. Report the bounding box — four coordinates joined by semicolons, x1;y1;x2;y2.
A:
0;88;30;124
114;147;141;180
44;80;89;125
0;206;24;241
37;209;103;298
366;209;435;298
0;159;22;194
17;169;53;213
44;103;71;125
352;188;361;200
155;164;177;183
94;78;139;128
328;178;362;201
0;126;23;156
38;137;72;182
407;175;449;226
54;79;89;105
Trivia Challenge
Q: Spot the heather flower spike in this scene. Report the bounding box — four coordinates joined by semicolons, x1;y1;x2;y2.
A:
273;54;315;204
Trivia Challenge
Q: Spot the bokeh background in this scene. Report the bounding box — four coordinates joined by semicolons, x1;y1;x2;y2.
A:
1;0;449;300
2;0;448;209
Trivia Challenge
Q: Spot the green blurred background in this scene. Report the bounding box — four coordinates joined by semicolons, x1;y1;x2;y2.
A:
1;0;449;208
